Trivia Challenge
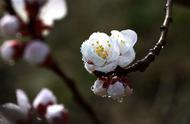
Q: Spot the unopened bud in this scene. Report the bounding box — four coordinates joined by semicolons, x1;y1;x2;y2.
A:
33;88;57;117
91;79;107;97
0;40;24;64
0;14;20;35
23;40;50;65
45;104;68;124
107;81;126;99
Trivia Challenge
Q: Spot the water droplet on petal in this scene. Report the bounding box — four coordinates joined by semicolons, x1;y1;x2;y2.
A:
37;117;42;121
90;86;94;91
102;95;107;98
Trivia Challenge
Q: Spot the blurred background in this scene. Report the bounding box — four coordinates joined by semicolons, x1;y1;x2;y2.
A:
0;0;190;124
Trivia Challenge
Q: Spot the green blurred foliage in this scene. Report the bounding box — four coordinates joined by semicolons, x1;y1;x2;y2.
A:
0;0;190;124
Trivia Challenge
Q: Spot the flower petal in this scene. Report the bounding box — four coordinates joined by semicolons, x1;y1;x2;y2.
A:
0;103;27;122
45;104;68;124
16;89;31;114
85;45;106;66
111;30;129;54
95;60;118;73
118;48;135;68
121;29;137;48
33;88;57;109
89;32;120;62
111;29;137;55
91;79;107;97
81;39;106;66
107;81;125;99
84;62;95;73
11;0;28;22
39;0;67;26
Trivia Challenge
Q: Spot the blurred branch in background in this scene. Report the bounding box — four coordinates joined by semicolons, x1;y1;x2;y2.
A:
3;0;101;124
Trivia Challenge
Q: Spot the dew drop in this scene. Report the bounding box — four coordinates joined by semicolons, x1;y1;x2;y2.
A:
161;46;164;49
90;86;94;91
117;97;124;103
37;117;42;121
102;95;107;98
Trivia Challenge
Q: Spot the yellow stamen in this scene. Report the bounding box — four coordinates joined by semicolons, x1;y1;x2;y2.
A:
95;45;108;59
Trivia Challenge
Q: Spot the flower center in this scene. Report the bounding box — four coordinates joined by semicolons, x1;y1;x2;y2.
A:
92;41;111;59
120;40;126;47
95;45;108;59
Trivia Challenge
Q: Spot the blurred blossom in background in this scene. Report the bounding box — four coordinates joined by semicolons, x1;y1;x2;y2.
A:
0;0;190;124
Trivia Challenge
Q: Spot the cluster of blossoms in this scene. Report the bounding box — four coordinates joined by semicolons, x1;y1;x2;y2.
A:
0;88;68;124
0;40;50;65
0;0;67;66
81;29;137;101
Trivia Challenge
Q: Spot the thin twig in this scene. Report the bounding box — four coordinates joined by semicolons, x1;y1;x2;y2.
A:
49;61;101;124
94;0;173;77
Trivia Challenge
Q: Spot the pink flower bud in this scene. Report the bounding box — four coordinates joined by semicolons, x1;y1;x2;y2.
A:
33;88;57;117
0;40;24;64
23;41;50;65
0;14;20;35
92;76;133;102
107;77;133;102
91;79;107;97
45;104;68;124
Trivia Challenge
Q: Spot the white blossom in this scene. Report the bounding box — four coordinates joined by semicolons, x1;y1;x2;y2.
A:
39;0;67;26
45;104;68;124
33;88;57;109
81;29;137;73
91;79;107;97
81;32;120;73
16;89;31;114
111;29;137;68
23;40;50;65
0;14;20;35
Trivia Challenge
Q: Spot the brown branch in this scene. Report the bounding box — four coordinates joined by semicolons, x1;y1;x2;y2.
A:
48;61;101;124
94;0;173;77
